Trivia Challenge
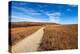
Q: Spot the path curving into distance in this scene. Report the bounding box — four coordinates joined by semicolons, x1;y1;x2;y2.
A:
12;27;44;53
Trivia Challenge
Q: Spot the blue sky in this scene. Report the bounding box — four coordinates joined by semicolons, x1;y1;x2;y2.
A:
9;1;78;24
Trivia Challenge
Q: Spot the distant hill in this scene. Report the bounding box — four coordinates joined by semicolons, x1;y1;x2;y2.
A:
9;22;59;28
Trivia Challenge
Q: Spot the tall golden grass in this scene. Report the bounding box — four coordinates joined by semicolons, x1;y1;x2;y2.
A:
9;22;78;51
38;24;78;51
10;26;42;46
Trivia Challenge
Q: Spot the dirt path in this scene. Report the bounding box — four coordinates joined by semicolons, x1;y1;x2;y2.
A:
11;27;44;53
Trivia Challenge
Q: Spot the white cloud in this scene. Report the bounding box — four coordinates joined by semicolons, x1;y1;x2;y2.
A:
48;12;61;16
69;5;77;7
11;15;45;22
13;6;37;13
12;5;62;23
47;12;61;23
12;6;43;16
48;16;60;23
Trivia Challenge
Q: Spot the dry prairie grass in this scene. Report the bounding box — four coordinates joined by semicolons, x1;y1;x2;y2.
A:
11;22;58;28
9;22;57;46
38;24;78;51
10;26;42;46
9;22;78;51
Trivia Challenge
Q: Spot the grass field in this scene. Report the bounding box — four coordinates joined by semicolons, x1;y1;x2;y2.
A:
38;24;78;51
10;26;42;46
9;22;58;46
9;22;78;51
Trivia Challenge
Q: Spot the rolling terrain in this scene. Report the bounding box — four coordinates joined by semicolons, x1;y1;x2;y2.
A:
10;22;59;28
9;22;78;52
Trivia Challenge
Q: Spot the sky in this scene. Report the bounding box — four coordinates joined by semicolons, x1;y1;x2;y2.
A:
9;1;78;24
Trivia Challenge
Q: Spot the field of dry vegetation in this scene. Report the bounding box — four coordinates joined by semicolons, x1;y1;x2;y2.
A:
38;24;78;51
9;22;78;51
10;25;43;46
